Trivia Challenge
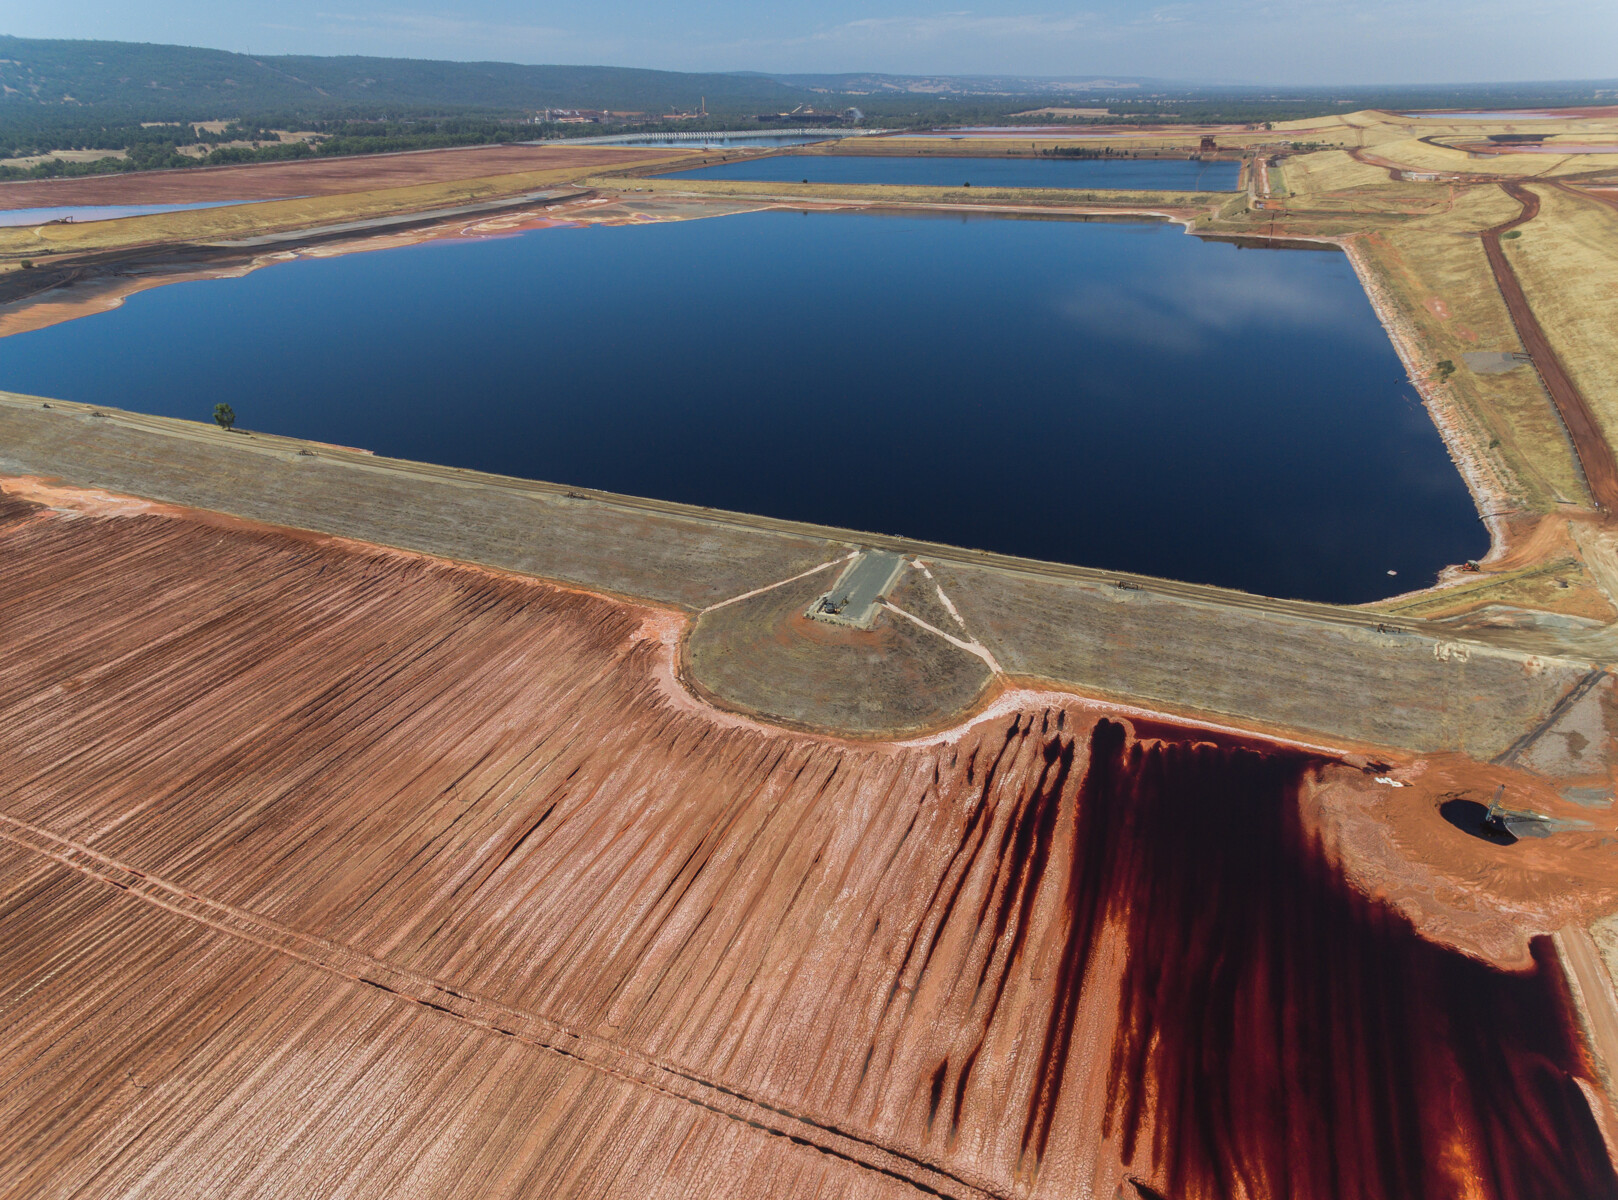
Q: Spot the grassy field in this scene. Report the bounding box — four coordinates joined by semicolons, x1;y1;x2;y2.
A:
1354;226;1589;513
1373;137;1611;178
1370;547;1615;622
1505;183;1618;453
0;150;696;261
595;173;1227;212
1379;184;1588;505
1282;150;1403;193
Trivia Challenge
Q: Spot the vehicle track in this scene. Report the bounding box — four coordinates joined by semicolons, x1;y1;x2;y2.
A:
0;810;1006;1200
1480;182;1618;512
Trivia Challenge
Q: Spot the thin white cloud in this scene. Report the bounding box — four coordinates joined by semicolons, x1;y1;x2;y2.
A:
1131;6;1194;27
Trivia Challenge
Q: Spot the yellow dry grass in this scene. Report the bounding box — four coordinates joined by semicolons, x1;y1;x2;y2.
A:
1269;111;1396;145
1364;137;1614;178
0;149;130;169
599;173;1226;209
1354;221;1588;512
1282;150;1401;195
1505;183;1618;450
1271;113;1363;133
1264;149;1451;217
1271;110;1618;159
848;135;1240;154
1410;179;1521;232
1371;554;1615;622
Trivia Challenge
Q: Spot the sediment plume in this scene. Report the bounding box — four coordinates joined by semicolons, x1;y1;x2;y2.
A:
0;486;1611;1199
1073;721;1614;1200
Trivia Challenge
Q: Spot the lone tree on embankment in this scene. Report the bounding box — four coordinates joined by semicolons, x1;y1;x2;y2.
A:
213;403;235;431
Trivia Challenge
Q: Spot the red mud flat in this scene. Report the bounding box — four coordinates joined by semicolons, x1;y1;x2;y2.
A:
1307;745;1618;966
0;143;686;209
0;480;1614;1200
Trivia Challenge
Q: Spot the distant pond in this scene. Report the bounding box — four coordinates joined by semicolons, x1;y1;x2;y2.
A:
662;154;1241;191
575;133;839;148
0;200;263;227
0;209;1485;602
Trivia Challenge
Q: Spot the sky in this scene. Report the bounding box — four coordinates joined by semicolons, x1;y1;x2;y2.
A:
0;0;1612;85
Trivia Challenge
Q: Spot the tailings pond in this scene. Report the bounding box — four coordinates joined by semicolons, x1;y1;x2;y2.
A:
0;209;1486;602
663;154;1239;190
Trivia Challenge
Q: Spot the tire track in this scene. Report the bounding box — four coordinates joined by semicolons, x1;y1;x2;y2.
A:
1480;181;1618;512
0;810;1005;1200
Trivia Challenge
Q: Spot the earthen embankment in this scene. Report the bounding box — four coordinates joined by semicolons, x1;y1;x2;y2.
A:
0;394;1600;755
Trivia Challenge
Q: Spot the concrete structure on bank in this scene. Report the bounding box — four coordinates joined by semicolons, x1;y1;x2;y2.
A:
2;392;1609;757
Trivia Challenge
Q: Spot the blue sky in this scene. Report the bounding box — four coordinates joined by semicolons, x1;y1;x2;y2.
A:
0;0;1612;84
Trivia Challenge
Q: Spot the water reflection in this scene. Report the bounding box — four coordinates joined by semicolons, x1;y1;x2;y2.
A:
0;210;1486;602
1058;245;1370;353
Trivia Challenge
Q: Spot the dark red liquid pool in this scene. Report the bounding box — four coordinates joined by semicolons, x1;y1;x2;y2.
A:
1047;719;1615;1200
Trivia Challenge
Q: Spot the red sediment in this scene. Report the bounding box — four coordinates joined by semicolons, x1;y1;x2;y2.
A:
1481;181;1618;512
1074;722;1615;1200
0;489;43;526
0;490;1612;1198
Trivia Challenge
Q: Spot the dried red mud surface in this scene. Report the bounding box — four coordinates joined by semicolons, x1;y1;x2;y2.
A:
0;485;1613;1200
0;144;683;209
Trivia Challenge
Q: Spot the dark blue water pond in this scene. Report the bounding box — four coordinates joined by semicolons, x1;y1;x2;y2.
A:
0;210;1486;602
664;154;1240;191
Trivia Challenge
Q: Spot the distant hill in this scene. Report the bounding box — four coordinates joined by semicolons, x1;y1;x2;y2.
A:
0;35;1612;130
771;73;1163;96
0;37;812;119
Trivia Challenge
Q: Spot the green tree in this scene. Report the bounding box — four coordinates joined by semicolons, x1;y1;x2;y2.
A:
213;402;235;430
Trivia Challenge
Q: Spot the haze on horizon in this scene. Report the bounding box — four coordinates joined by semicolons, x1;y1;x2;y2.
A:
0;0;1611;89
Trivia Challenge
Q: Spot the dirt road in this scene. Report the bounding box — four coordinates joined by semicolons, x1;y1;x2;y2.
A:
1480;182;1618;512
1562;181;1618;214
